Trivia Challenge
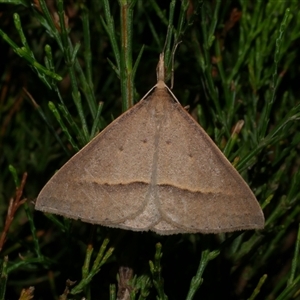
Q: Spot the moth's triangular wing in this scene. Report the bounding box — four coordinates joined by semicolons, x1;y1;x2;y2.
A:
36;98;158;226
151;92;264;234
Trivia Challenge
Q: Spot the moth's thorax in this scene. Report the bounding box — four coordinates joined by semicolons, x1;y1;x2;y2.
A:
151;86;172;117
156;80;166;89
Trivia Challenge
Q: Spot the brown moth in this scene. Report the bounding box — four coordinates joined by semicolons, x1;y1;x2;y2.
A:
35;53;264;234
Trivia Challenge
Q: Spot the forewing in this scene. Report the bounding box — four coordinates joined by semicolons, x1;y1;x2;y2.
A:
155;97;264;234
36;99;156;225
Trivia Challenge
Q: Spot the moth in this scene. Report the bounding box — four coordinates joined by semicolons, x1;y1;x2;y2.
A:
36;54;264;234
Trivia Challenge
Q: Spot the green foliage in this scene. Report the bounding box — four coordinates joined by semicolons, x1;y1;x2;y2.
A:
0;0;300;299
